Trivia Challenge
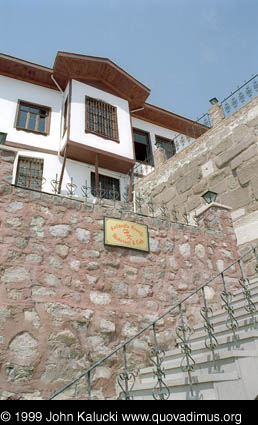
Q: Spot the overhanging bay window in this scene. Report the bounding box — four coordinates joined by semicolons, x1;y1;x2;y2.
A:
133;129;153;165
85;96;119;141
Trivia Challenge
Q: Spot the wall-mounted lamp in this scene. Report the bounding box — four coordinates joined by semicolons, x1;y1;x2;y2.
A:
0;132;7;145
201;190;217;204
209;97;219;105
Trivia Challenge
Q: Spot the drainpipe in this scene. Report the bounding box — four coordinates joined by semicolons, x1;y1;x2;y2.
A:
51;74;64;157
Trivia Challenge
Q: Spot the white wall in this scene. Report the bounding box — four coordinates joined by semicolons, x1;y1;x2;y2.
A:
0;75;62;152
12;150;129;201
61;158;129;201
69;80;134;160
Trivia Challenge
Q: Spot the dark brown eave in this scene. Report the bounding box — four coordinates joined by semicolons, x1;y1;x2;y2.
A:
0;53;58;90
63;140;135;174
53;52;151;110
0;51;209;139
132;102;209;138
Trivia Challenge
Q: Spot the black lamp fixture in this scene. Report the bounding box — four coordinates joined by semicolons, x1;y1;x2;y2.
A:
209;97;219;105
0;132;7;145
201;190;217;204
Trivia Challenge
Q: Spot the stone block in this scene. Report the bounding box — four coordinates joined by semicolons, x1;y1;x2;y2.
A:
215;134;255;169
251;176;258;200
167;168;183;186
6;201;24;213
179;242;191;258
9;332;38;364
124;265;138;279
195;244;205;258
111;281;128;297
156;187;176;204
32;286;56;298
187;196;202;212
232;123;256;145
151;183;166;197
49;224;71;238
90;291;111;305
6;365;34;383
92;366;112;381
219;186;250;210
44;274;60;287
137;285;152;298
210;178;228;195
75;228;90;243
211;136;233;155
231;145;257;170
87;262;99;271
149;238;161;254
176;169;201;193
25;253;43;264
237;159;258;186
6;217;22;228
227;176;239;190
209;168;230;186
55;244;69;259
69;259;80;271
201;160;214;178
193;180;208;195
1;267;30;283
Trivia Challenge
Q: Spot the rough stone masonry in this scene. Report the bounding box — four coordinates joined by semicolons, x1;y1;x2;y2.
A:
135;96;258;253
0;149;243;399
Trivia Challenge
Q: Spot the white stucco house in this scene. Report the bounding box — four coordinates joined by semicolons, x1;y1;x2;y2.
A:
0;51;207;201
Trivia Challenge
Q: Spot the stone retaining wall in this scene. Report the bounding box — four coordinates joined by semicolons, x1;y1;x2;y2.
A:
0;173;241;399
135;96;258;251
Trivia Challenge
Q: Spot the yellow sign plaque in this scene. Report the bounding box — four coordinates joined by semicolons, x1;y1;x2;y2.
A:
104;217;149;252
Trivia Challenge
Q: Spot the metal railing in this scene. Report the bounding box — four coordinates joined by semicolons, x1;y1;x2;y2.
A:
48;244;258;400
15;177;125;203
14;175;196;225
221;73;258;117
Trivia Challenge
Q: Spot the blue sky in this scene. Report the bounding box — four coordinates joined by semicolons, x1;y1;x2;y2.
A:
1;0;257;121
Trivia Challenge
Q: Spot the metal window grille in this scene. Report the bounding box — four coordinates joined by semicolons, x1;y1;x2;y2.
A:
15;157;44;191
86;97;119;141
91;172;120;200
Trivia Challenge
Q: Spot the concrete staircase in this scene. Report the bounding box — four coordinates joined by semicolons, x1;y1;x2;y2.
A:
132;278;258;400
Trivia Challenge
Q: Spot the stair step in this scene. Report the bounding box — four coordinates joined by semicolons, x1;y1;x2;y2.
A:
130;277;258;400
230;281;258;303
139;350;258;382
162;330;258;362
192;294;258;332
132;371;239;400
187;315;257;344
